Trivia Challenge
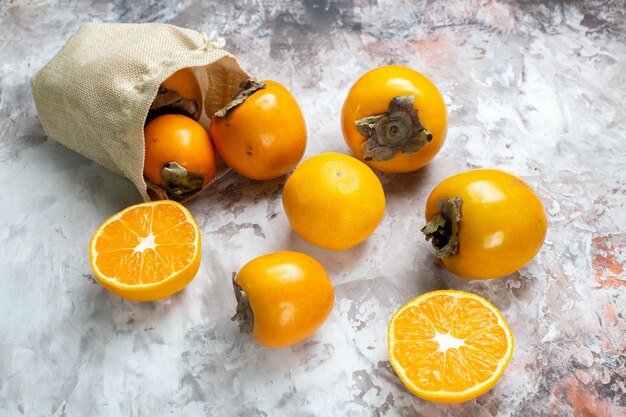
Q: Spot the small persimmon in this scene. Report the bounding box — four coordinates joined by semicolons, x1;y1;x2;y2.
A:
232;251;334;348
422;169;547;279
210;79;306;180
150;68;203;121
144;114;216;199
341;65;447;173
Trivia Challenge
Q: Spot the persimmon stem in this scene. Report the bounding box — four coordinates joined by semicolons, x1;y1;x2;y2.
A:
231;273;254;335
214;79;266;117
421;198;463;258
149;88;200;121
355;95;432;162
160;161;204;201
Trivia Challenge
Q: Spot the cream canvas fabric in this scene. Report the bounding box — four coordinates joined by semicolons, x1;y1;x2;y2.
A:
32;22;250;201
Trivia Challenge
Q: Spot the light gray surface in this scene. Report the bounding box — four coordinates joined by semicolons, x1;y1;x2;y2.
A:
1;1;625;416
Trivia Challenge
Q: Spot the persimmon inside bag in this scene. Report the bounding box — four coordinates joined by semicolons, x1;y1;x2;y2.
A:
32;22;250;201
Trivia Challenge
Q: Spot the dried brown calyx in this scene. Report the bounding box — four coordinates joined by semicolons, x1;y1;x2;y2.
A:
355;95;432;162
147;161;204;201
231;273;254;335
148;87;201;121
421;198;463;258
214;79;266;118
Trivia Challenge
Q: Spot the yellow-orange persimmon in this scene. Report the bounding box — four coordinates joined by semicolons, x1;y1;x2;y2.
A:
422;169;547;279
232;251;334;348
342;65;447;173
210;80;306;180
144;114;216;197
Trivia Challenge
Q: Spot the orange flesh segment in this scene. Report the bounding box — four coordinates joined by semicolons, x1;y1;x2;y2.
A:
391;294;509;393
156;244;196;272
154;222;196;244
95;221;140;253
140;248;173;284
152;203;188;234
93;204;196;285
119;205;152;238
95;249;134;278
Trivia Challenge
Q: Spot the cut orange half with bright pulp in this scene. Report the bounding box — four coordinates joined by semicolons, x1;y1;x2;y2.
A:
89;201;201;301
388;290;514;403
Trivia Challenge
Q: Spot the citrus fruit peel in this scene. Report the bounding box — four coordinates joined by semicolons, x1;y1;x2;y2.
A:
281;152;385;251
388;290;514;403
89;201;201;301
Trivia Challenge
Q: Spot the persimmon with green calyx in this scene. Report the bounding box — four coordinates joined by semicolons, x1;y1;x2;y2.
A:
341;65;447;172
421;169;547;279
210;79;306;180
232;251;334;348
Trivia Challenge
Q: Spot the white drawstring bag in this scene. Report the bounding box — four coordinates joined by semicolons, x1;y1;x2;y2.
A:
32;22;251;201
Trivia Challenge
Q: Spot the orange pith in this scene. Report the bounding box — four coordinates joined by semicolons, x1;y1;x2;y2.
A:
388;290;513;403
90;201;201;301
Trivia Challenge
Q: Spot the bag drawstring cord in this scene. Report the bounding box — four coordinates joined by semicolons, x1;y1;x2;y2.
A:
200;31;225;51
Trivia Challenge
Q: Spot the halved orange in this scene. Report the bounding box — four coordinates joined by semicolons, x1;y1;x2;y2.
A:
388;290;514;403
89;201;201;301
